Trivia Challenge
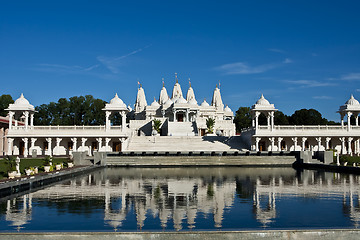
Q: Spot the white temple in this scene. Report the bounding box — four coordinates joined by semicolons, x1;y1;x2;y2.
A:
4;77;235;157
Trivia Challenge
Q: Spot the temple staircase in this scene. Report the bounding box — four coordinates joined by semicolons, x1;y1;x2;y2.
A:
167;122;197;136
125;136;247;152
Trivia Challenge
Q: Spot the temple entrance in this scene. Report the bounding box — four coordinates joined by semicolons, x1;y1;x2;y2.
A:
201;129;206;136
259;141;266;151
177;113;184;122
91;142;97;152
19;141;24;156
112;142;121;152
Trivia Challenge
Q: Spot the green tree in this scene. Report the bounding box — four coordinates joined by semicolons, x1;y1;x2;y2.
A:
233;107;252;133
206;117;215;134
34;95;106;125
274;111;290;125
289;109;328;125
0;94;14;117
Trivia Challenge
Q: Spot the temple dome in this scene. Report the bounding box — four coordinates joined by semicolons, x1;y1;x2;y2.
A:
345;95;360;105
109;93;126;107
151;99;160;107
201;100;210;107
256;94;271;106
224;105;232;112
188;98;198;105
14;93;30;106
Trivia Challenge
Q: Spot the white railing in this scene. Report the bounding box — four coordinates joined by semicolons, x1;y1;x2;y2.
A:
14;125;107;130
256;125;360;131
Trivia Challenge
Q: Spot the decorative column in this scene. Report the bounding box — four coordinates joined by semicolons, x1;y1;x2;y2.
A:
355;114;359;126
270;111;274;131
21;138;28;157
46;138;52;156
8;111;14;130
301;137;307;151
30;138;37;154
255;112;260;129
105;111;111;131
339;137;346;155
96;138;102;152
56;138;62;156
292;137;298;151
357;139;360;156
340;113;345;127
121;111;126;131
186;109;189;122
315;137;322;151
277;137;283;151
325;137;331;150
173;110;176;122
347;112;353;131
7;138;13;155
105;138;111;152
24;111;29;130
30;113;34;128
348;137;353;156
268;137;275;151
255;137;261;151
81;138;87;152
71;138;77;152
266;113;270;129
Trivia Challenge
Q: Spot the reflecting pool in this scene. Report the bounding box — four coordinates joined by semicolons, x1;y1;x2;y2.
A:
1;167;360;232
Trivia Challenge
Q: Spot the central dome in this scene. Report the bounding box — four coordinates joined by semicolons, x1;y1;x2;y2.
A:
256;94;270;106
14;93;30;106
345;95;360;105
109;93;126;106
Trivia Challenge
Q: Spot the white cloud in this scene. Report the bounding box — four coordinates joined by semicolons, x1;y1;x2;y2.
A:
341;73;360;81
356;89;360;92
283;58;292;64
97;45;151;74
215;62;281;75
268;48;286;54
33;63;100;73
284;80;336;88
312;96;333;100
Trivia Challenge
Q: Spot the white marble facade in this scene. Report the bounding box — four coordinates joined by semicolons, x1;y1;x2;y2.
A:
5;78;235;157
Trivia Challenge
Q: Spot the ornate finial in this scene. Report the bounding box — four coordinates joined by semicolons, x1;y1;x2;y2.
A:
175;73;178;83
189;78;191;88
218;80;221;89
20;93;24;98
154;97;156;102
162;78;165;87
216;84;218;88
115;93;118;97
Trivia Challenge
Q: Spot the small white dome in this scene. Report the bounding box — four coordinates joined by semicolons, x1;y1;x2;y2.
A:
110;93;125;106
201;100;210;107
256;94;270;106
225;105;232;112
14;93;30;105
151;99;160;107
175;96;187;104
346;95;360;105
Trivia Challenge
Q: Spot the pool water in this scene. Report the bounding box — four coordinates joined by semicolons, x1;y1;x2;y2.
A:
0;167;359;232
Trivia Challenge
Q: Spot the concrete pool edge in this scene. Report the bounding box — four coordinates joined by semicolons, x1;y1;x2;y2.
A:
1;229;360;240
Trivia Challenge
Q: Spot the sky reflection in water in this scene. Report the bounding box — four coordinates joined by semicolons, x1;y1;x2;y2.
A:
0;167;359;232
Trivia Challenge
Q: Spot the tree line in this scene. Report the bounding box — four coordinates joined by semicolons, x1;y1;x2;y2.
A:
0;94;340;131
234;107;339;133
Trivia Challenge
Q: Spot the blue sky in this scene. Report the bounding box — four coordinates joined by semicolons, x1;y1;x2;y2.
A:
1;1;360;121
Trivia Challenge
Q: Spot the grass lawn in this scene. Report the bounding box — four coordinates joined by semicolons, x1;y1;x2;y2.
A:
0;157;71;179
333;155;360;165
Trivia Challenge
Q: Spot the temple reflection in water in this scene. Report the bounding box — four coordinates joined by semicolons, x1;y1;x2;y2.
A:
2;167;360;231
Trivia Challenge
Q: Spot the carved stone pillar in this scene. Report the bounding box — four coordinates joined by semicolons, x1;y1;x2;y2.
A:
24;111;29;130
315;137;322;151
105;138;111;151
121;111;126;131
292;137;298;151
348;137;353;156
339;137;346;155
105;111;111;131
347;112;353;131
325;137;331;150
30;138;37;153
81;138;87;152
277;137;283;151
96;138;102;152
269;137;275;151
255;112;260;129
301;137;307;151
8;111;14;130
255;137;261;151
7;138;13;155
46;138;52;156
270;111;274;131
71;138;77;152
